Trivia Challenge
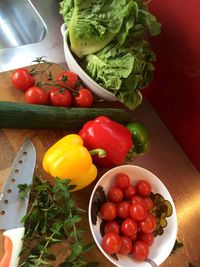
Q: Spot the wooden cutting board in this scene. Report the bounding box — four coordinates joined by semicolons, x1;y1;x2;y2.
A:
0;63;112;266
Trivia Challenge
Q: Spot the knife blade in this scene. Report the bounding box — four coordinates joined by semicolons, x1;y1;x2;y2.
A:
0;138;36;267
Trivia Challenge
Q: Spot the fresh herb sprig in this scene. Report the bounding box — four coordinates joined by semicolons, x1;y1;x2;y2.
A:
18;177;98;267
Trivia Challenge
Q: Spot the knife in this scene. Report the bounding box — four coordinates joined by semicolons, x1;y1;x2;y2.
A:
0;139;36;267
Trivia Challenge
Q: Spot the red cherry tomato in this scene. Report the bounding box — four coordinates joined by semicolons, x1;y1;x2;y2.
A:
139;214;156;234
101;232;122;255
123;185;136;200
121;218;138;237
104;221;121;235
130;195;146;206
99;202;117;221
129;202;148;221
138;232;155;246
12;68;35;91
74;88;93;108
107;187;123;203
116;201;131;219
118;235;133;255
132;240;149;261
144;197;154;210
24;87;48;105
114;173;130;189
57;71;78;90
135;180;152;197
48;87;72;107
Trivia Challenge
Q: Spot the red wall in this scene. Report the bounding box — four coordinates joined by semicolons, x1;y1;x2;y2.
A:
144;1;200;172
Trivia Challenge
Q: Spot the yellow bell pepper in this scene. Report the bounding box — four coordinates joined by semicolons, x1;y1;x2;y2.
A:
43;134;97;191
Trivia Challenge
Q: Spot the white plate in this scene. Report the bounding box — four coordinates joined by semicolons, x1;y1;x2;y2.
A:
88;165;177;267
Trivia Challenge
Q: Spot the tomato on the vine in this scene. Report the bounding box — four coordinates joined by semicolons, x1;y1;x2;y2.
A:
24;87;48;105
74;88;93;108
101;232;121;255
132;240;149;261
57;71;78;90
48;87;72;107
99;202;117;221
12;68;35;91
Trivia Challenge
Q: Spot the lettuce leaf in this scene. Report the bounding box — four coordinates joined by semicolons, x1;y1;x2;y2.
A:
60;0;139;58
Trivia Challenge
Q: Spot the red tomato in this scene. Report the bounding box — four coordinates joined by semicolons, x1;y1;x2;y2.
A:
123;185;136;200
129;202;148;221
24;87;48;105
12;68;35;91
74;88;93;108
139;214;156;234
132;240;149;261
121;218;138;237
135;180;152;197
144;197;154;210
130;195;146;206
57;71;78;90
116;201;131;219
99;202;116;221
104;221;121;235
107;187;123;203
101;232;122;255
118;236;133;255
138;232;155;246
114;173;130;189
48;87;72;107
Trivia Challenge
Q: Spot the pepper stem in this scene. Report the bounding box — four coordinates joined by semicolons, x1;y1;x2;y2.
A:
89;149;107;158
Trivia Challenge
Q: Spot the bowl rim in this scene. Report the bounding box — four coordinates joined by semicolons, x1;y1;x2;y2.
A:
88;164;178;267
61;23;118;101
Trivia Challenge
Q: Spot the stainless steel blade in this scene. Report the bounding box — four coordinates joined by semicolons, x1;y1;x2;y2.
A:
0;138;36;230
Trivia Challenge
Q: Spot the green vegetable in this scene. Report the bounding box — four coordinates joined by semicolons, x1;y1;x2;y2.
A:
18;177;98;267
126;121;150;157
0;101;133;129
60;0;161;110
60;0;138;58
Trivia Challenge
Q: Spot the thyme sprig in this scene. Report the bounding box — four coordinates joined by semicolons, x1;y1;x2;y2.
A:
18;177;98;267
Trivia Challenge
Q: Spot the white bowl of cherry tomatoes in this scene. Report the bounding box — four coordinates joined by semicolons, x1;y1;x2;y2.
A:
88;165;177;267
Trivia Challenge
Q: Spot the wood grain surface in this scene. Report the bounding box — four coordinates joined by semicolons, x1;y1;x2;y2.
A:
0;64;200;267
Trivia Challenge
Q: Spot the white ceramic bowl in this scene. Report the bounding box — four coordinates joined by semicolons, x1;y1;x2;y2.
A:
61;23;117;101
88;165;177;267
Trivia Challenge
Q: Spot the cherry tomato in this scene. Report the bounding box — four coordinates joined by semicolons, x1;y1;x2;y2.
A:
139;214;156;234
123;185;136;200
12;68;35;91
135;180;152;197
48;87;72;107
114;173;130;189
144;197;154;210
107;186;123;203
121;218;138;237
132;240;149;261
57;71;78;90
116;201;131;219
130;195;146;206
99;202;116;221
104;221;121;235
129;202;147;221
118;235;132;255
24;87;48;105
74;88;93;108
138;232;155;246
101;232;121;255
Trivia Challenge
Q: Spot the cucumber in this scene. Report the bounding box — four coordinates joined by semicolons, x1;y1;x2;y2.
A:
0;101;133;129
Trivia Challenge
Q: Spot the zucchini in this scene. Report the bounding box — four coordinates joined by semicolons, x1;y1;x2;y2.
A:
0;101;133;129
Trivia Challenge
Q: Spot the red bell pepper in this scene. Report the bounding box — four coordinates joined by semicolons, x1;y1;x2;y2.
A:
79;116;133;167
